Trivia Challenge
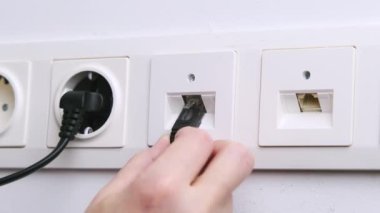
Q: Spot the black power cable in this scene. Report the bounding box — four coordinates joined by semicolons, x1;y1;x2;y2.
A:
0;91;104;186
0;138;70;186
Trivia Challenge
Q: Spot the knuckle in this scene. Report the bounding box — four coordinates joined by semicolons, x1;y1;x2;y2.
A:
227;142;254;170
86;194;120;213
151;178;177;197
177;127;213;144
130;176;178;208
192;128;213;149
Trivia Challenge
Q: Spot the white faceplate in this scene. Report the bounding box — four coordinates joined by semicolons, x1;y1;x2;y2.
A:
148;52;236;146
259;47;355;146
47;58;129;148
0;62;30;147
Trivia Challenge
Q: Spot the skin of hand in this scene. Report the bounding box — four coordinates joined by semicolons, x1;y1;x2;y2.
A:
86;127;254;213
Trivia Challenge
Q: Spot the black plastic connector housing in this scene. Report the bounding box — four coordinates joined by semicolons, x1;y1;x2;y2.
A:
59;91;104;140
170;95;207;143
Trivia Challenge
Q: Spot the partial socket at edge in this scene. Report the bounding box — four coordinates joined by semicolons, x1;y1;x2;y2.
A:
0;73;16;134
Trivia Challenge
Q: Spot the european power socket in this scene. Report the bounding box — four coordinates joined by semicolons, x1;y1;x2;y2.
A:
0;75;14;134
47;57;129;148
0;62;30;147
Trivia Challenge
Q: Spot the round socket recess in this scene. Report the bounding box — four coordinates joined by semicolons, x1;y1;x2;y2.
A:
0;75;16;134
56;71;113;139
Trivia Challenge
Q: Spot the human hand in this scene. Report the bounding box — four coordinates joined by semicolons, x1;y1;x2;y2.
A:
86;127;254;213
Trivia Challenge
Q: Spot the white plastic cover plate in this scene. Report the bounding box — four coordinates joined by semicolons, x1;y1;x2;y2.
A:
47;58;129;148
148;52;236;146
0;62;30;147
259;47;355;146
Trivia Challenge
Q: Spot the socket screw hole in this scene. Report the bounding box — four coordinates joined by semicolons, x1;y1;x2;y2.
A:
84;127;93;135
303;71;311;80
2;104;8;112
188;73;196;83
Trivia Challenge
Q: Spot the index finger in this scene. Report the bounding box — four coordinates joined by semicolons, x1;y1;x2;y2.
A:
140;127;214;185
193;141;254;197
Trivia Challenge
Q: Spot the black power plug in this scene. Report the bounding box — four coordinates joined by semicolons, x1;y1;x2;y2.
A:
70;71;113;135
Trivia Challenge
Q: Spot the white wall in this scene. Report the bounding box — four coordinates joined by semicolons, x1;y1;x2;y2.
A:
1;0;380;212
2;0;380;43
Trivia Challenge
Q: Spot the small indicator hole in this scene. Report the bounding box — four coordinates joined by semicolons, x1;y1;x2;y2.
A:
303;71;311;80
188;73;196;83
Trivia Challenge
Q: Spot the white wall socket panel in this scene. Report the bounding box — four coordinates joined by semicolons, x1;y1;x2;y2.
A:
2;27;380;170
0;62;30;147
148;52;236;146
259;47;355;146
47;58;129;148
